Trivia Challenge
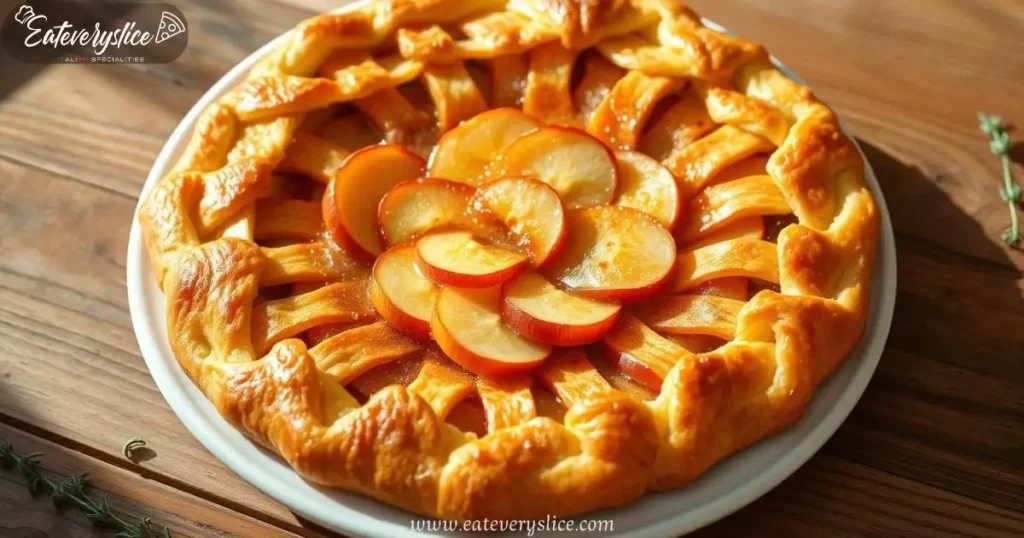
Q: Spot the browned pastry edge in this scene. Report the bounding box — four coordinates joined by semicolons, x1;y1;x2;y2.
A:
139;0;880;519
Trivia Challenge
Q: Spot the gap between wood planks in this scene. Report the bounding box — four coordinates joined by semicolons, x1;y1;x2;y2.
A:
0;422;313;537
893;231;1022;277
0;412;323;537
0;154;139;203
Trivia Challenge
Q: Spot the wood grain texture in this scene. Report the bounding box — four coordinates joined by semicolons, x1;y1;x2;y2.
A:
0;0;1020;536
0;424;299;538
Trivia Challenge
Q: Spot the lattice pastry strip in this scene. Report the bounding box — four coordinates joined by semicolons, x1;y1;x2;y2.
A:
477;376;538;432
408;350;475;419
670;237;780;292
522;41;578;124
572;51;626;125
422;62;489;131
313;112;384;149
488;54;530;108
354;87;433;145
691;276;750;301
251;278;375;354
309;321;422;384
259;241;368;286
683;216;765;251
664;124;775;197
253;199;322;241
278;131;352;183
212;207;256;243
537;349;614;405
137;0;879;521
586;70;682;150
634;294;744;340
699;85;793;146
637;89;716;161
601;314;692;392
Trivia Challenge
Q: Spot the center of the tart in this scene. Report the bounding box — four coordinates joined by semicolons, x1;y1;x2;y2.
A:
321;107;679;378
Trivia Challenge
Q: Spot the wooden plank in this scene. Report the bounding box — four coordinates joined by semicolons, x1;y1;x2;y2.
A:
0;101;162;198
818;240;1023;511
0;423;308;538
0;159;313;531
884;237;1023;381
696;453;1024;538
828;349;1024;512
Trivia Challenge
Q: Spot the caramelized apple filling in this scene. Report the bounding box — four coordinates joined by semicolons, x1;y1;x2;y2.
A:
248;88;800;414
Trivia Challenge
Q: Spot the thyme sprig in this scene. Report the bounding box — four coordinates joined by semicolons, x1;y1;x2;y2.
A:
978;113;1021;246
0;439;172;537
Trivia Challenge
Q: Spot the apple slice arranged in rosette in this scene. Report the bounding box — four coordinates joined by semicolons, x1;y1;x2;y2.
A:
322;145;426;260
377;177;480;247
368;244;438;341
356;122;674;372
432;286;552;376
544;206;677;302
472;177;567;268
415;231;528;288
501;272;621;346
490;126;618;209
613;151;682;231
427;108;540;186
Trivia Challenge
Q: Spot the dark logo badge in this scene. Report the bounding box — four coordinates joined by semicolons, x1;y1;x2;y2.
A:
2;2;188;64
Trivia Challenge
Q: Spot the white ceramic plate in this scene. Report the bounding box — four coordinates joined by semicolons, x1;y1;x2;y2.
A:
126;8;896;537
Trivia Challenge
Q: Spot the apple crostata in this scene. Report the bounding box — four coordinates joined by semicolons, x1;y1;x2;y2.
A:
139;0;879;519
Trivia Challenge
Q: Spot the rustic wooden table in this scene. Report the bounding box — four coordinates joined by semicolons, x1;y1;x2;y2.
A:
0;0;1021;536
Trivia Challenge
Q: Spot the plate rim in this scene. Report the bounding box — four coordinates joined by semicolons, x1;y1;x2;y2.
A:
126;9;897;538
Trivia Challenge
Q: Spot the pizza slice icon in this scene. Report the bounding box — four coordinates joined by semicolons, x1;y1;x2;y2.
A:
155;11;186;44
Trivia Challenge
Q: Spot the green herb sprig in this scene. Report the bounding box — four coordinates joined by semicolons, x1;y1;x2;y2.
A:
0;439;172;538
978;113;1021;246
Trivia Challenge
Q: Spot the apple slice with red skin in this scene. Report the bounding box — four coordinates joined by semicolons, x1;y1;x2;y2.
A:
472;177;567;268
544;206;676;302
501;272;621;346
369;245;438;340
614;151;682;230
415;231;528;288
427;108;541;185
491;126;618;209
432;286;551;376
378;177;485;247
323;145;426;258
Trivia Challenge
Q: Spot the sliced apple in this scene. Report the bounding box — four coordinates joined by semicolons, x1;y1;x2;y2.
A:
491;126;618;208
369;245;438;340
545;206;676;302
473;177;567;267
431;286;551;376
323;145;426;258
501;272;620;346
378;177;483;246
415;231;528;288
427;108;541;185
614;151;682;230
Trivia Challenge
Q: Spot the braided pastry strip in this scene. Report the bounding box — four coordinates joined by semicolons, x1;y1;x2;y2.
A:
139;0;879;519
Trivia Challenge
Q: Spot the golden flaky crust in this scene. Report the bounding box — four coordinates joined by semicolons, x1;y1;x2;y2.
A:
138;0;880;519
